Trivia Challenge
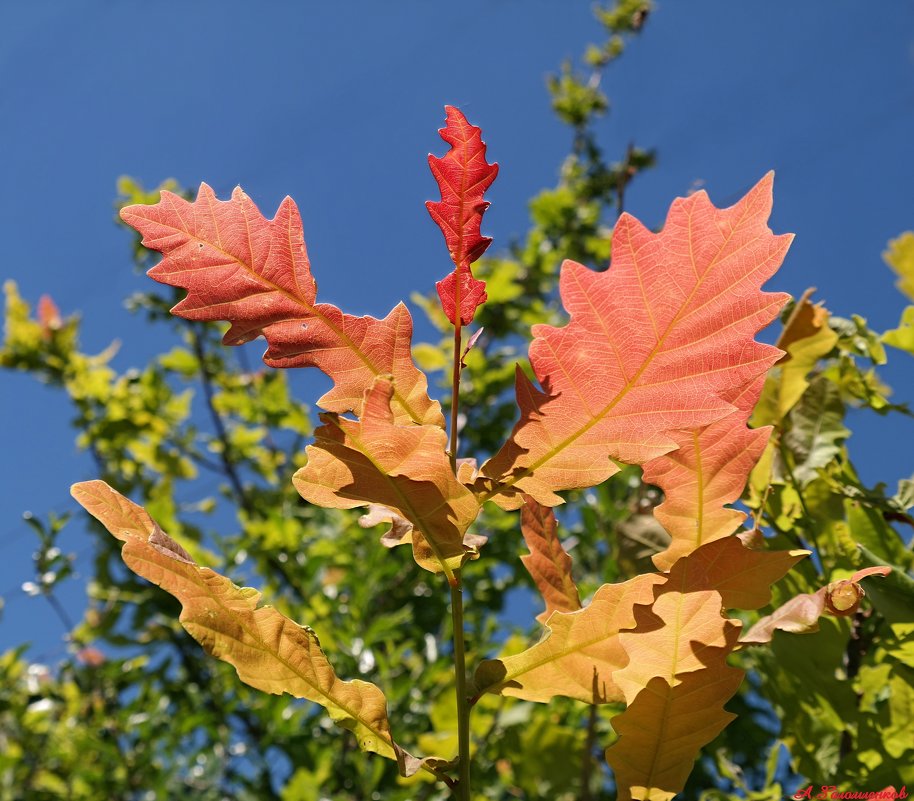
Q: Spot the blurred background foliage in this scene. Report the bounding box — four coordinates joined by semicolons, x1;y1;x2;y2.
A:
1;2;912;799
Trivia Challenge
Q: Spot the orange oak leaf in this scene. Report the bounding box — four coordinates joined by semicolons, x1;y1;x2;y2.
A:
426;106;498;326
473;573;662;704
613;588;738;702
660;535;808;611
519;496;581;623
644;375;772;570
742;565;891;644
70;480;446;779
478;174;791;509
774;289;831;359
120;184;441;427
292;378;480;581
606;658;744;801
608;571;743;801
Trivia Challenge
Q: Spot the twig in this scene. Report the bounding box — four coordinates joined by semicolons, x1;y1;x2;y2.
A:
190;324;307;603
579;700;599;801
450;575;472;801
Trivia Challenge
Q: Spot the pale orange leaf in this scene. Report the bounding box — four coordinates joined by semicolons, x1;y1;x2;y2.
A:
473;574;662;704
70;480;444;778
645;376;771;570
293;378;480;579
660;535;808;611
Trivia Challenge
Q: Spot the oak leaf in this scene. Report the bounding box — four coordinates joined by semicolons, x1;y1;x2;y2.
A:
742;565;891;644
644;375;771;570
606;659;744;801
70;480;443;778
613;589;738;702
883;231;914;303
658;535;808;610
782;376;850;486
751;292;838;427
604;533;804;801
120;184;441;427
473;573;662;704
607;575;742;801
292;378;480;579
478;174;791;509
519;496;581;623
426;106;498;326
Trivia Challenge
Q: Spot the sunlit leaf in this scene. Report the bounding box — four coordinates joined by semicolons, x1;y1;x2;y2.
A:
478;174;790;509
644;376;770;570
882;305;914;356
121;185;442;427
70;480;444;778
608;570;743;800
661;535;807;610
519;496;581;623
293;378;480;579
751;293;838;427
426;106;499;326
473;573;662;704
883;231;914;303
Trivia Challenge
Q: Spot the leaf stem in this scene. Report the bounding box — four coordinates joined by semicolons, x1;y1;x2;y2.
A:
449;572;471;801
449;320;463;472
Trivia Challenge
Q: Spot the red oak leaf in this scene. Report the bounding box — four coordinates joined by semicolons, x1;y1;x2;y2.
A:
121;185;441;427
426;106;499;326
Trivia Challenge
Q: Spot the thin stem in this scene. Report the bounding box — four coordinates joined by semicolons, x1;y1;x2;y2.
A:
190;326;250;511
616;142;635;218
449;573;471;801
44;591;75;633
190;324;308;603
578;702;599;801
449;320;463;472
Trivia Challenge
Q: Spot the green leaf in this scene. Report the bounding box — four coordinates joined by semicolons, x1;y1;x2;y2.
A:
783;376;849;486
855;546;914;625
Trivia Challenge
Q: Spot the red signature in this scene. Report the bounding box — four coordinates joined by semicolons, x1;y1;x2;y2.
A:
794;787;908;800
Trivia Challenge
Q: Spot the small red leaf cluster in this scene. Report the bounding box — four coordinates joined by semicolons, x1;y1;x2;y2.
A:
426;106;499;326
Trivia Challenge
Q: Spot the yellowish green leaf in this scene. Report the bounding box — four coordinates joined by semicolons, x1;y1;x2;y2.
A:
70;480;443;779
883;231;914;302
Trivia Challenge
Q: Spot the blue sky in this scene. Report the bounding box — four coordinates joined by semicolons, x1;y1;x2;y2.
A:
2;2;914;656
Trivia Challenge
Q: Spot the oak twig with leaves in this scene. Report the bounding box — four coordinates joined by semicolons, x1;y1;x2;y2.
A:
62;104;897;801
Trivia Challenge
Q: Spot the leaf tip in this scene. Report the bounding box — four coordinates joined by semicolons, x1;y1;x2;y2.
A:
70;479;105;501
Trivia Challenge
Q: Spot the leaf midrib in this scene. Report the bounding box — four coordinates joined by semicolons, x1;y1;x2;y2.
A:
479;580;653;695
